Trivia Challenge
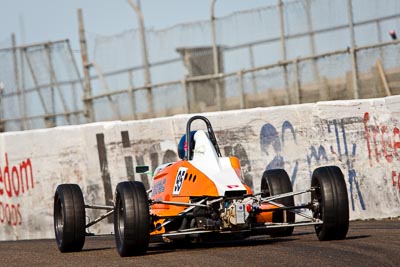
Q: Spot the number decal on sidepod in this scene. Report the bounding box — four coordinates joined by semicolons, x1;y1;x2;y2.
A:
173;167;188;195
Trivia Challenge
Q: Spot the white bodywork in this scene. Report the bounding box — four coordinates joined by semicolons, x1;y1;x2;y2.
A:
189;130;247;196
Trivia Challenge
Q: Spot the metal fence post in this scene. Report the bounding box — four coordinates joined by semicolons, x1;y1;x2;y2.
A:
45;42;71;125
279;0;290;104
181;79;190;114
0;82;4;132
210;0;223;111
293;58;300;104
78;8;95;123
66;39;84;124
11;33;25;130
128;70;137;120
24;47;54;127
347;0;360;99
238;70;245;109
211;0;219;76
44;43;56;124
126;0;154;117
248;45;257;94
305;0;319;83
19;35;28;129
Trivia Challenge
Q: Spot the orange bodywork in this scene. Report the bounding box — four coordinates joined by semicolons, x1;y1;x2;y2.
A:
149;156;256;235
255;203;280;223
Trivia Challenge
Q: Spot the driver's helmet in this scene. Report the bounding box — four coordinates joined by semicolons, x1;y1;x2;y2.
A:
178;131;197;160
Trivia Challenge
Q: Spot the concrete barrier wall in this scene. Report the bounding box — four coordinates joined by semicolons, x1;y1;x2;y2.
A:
1;96;400;240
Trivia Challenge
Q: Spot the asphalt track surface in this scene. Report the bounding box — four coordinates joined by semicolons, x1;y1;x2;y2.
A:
1;219;399;267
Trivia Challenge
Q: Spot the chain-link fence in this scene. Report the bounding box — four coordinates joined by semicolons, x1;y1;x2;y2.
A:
1;0;400;131
0;39;85;131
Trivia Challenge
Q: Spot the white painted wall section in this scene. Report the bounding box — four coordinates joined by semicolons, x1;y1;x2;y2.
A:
0;95;399;240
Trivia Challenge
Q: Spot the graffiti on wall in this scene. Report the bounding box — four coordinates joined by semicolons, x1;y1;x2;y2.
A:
260;121;299;184
215;126;258;190
93;111;399;213
95;127;257;203
223;144;254;189
96;131;178;207
0;153;34;226
364;112;400;191
325;118;365;211
259;117;366;211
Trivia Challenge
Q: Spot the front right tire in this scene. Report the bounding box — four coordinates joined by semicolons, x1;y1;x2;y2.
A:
54;184;86;252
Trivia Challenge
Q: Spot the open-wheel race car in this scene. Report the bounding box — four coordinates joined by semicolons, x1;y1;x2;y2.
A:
54;115;349;257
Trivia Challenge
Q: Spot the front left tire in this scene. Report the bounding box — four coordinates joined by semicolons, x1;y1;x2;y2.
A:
114;181;150;257
311;166;349;241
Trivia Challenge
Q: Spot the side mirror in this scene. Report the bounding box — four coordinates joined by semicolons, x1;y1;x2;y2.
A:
136;165;150;174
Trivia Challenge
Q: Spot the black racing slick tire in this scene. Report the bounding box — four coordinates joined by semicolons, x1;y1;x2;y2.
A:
54;184;86;252
114;181;150;257
311;166;349;241
261;169;295;237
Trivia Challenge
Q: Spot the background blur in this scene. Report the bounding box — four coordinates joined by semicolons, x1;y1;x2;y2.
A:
1;0;400;132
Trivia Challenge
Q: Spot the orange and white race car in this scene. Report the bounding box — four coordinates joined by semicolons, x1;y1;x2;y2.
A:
54;115;349;257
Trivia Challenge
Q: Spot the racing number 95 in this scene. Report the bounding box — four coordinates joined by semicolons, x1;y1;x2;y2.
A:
173;167;187;195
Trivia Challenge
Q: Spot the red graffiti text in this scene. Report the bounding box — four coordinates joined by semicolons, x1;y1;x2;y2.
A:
0;202;22;226
363;112;400;166
392;171;400;191
0;153;34;226
0;153;34;198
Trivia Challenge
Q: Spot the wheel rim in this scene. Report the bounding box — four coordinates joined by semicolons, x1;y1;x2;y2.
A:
311;180;323;231
116;194;125;240
261;177;270;198
54;196;64;242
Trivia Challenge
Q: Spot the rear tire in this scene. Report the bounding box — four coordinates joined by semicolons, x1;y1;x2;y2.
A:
311;166;349;241
261;169;295;237
54;184;86;252
114;181;150;257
